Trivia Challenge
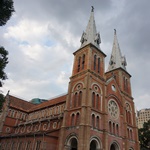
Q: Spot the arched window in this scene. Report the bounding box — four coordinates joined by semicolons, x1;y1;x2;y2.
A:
96;94;99;109
98;58;100;73
36;141;41;150
18;142;22;150
71;114;75;126
128;112;131;124
94;55;97;70
11;142;15;149
78;57;81;72
92;92;95;108
92;114;95;128
76;113;80;126
26;141;31;150
127;111;130;124
116;124;119;135
70;138;78;150
126;110;128;123
109;121;112;133
82;54;85;69
74;93;78;107
96;116;99;129
127;128;130;138
113;123;115;134
130;130;133;139
123;76;126;90
126;79;128;92
78;91;82;107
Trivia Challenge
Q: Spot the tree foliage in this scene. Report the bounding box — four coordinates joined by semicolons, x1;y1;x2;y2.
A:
138;120;150;149
0;93;4;111
0;0;15;26
0;46;8;87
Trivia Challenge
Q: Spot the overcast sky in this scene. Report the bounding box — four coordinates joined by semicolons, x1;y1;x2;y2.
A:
1;0;150;110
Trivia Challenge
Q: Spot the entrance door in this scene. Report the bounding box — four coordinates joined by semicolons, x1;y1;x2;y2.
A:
71;138;77;150
110;143;119;150
90;140;97;150
110;144;116;150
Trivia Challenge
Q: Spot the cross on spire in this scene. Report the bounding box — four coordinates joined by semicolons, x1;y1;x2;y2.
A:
91;6;94;12
80;7;101;49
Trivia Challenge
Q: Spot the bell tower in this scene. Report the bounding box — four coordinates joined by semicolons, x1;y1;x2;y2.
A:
58;8;139;150
106;29;132;96
58;7;106;150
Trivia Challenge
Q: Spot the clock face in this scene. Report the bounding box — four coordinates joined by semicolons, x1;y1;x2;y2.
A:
108;100;119;119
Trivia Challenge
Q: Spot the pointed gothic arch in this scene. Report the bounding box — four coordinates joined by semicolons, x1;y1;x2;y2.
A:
65;135;78;150
82;54;85;69
98;57;100;73
90;136;102;150
110;141;120;150
94;55;97;70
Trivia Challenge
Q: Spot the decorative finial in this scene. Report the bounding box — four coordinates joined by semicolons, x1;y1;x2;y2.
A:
114;29;116;35
91;6;94;12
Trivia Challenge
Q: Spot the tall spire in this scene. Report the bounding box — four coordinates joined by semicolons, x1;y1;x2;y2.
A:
107;29;127;72
80;6;101;49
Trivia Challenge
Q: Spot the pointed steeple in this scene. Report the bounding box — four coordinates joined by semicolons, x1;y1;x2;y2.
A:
107;29;127;72
80;6;101;49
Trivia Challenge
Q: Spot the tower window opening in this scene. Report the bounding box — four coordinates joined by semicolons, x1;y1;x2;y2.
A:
94;55;97;70
92;92;95;108
96;116;99;129
116;124;119;135
78;91;82;107
130;130;133;139
77;57;81;72
71;114;75;126
96;94;99;109
82;54;85;69
76;113;80;126
74;93;78;107
126;79;128;92
92;114;95;128
98;58;100;73
113;123;115;134
109;121;112;133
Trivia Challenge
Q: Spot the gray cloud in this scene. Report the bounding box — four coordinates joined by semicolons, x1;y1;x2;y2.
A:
1;0;150;110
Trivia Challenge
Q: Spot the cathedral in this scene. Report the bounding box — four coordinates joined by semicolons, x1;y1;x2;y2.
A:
0;8;139;150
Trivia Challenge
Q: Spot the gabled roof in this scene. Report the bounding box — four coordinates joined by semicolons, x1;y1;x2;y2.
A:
29;94;66;112
9;95;35;111
8;94;67;112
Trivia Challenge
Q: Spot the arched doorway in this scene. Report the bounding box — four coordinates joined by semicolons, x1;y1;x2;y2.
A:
110;142;119;150
90;138;101;150
65;135;78;150
90;140;97;150
70;138;78;150
110;144;116;150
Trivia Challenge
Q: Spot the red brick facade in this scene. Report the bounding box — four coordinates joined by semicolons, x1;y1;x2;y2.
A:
0;12;139;150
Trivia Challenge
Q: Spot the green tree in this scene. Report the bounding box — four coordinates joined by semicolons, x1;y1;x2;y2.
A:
0;0;14;110
0;46;8;87
0;0;15;26
0;93;4;111
139;120;150;150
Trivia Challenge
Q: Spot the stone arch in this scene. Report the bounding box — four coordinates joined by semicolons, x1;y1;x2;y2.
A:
91;83;102;94
72;82;84;92
65;134;78;150
90;136;102;150
110;141;120;150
